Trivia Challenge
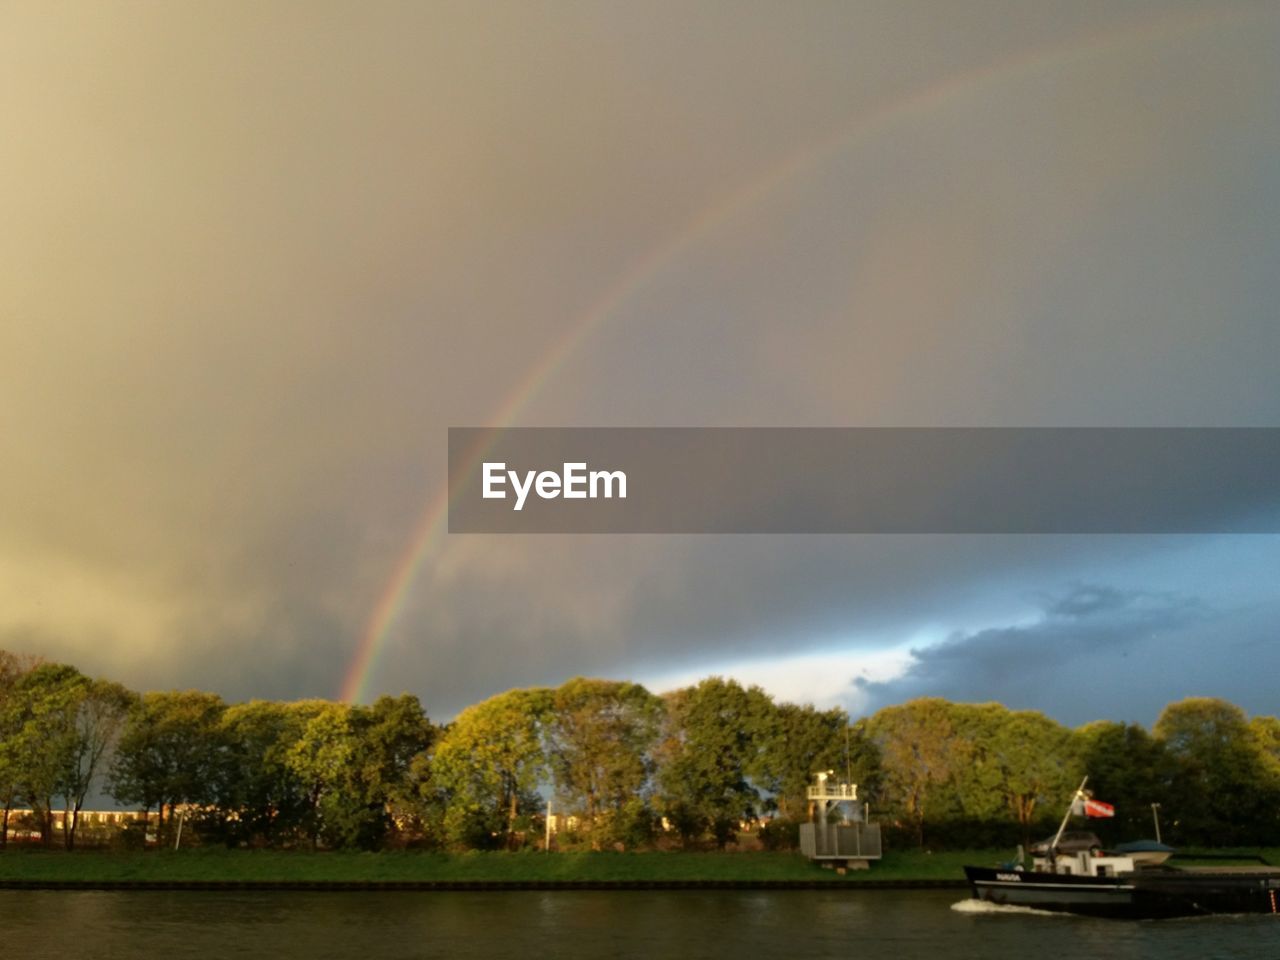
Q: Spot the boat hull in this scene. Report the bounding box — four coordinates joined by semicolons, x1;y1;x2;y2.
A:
964;866;1280;920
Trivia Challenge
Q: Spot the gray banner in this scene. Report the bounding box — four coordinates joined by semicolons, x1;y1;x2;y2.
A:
448;428;1280;533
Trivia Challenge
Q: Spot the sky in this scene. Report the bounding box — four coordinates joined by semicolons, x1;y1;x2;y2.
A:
2;0;1278;728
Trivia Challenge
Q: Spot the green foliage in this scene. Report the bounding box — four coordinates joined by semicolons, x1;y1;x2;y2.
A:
7;646;1280;856
0;652;37;826
277;696;435;850
205;699;311;847
432;688;551;849
284;700;366;847
110;689;227;839
113;819;150;851
958;704;1079;845
864;700;1084;850
61;678;136;848
1073;720;1170;844
2;663;88;845
755;702;861;819
757;817;800;851
1251;716;1280;780
654;677;775;848
864;698;966;848
544;677;662;842
0;661;134;849
1154;697;1280;845
593;796;659;850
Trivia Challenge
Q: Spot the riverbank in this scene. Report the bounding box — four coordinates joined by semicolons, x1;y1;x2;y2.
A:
0;849;980;888
4;848;1272;890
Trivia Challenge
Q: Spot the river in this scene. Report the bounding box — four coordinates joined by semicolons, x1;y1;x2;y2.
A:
2;889;1278;958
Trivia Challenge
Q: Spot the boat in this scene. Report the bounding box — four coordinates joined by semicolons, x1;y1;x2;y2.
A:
1112;839;1175;866
964;779;1280;919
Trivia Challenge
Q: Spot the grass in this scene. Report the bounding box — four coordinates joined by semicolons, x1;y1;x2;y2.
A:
4;846;1273;885
0;847;1001;884
1170;847;1280;867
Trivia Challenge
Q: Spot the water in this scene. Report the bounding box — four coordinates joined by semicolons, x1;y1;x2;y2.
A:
2;889;1278;959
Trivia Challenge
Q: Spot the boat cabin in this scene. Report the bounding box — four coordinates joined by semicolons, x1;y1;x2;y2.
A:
1032;848;1136;878
1027;829;1136;876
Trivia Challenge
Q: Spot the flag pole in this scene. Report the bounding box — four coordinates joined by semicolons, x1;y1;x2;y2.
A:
1051;776;1088;853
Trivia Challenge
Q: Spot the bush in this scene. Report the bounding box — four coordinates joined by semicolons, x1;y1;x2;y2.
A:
757;818;800;852
113;820;149;851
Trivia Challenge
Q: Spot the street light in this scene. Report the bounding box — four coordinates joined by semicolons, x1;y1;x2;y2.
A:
1151;803;1162;844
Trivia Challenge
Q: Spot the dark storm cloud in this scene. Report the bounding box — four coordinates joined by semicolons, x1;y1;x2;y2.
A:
2;1;1278;718
852;582;1280;725
384;535;1221;716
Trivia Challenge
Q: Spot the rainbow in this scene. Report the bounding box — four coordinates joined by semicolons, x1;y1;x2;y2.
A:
337;3;1257;704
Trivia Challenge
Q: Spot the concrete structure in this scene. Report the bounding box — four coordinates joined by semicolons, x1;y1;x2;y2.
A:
798;772;882;869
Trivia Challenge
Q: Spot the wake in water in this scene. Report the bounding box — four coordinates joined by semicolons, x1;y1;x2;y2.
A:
953;899;1278;925
950;898;1060;917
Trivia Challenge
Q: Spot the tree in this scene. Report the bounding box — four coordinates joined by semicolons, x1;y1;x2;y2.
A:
864;698;969;848
1074;720;1171;843
60;678;135;849
335;694;435;850
1250;716;1280;777
0;654;46;845
209;699;312;847
654;677;776;848
282;700;362;848
1154;697;1280;845
432;688;551;849
110;690;227;839
2;663;88;846
755;703;871;820
0;651;42;848
953;705;1077;848
544;678;661;846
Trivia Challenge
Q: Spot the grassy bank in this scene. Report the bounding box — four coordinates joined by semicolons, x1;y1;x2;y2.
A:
3;847;1272;886
0;848;991;884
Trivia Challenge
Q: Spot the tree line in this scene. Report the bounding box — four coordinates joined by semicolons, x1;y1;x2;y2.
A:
3;649;1279;852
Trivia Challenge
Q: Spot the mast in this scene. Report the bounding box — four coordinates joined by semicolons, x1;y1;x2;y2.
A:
1051;776;1088;853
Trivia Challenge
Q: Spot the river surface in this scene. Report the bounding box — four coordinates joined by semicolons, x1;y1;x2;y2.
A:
2;889;1279;959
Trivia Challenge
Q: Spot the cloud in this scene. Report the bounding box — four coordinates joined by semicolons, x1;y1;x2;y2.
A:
852;582;1279;726
1;2;1278;722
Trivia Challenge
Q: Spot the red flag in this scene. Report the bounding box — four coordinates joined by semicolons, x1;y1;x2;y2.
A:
1084;799;1115;818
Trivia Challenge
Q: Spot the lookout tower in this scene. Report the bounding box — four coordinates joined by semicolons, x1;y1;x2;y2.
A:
799;771;882;870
